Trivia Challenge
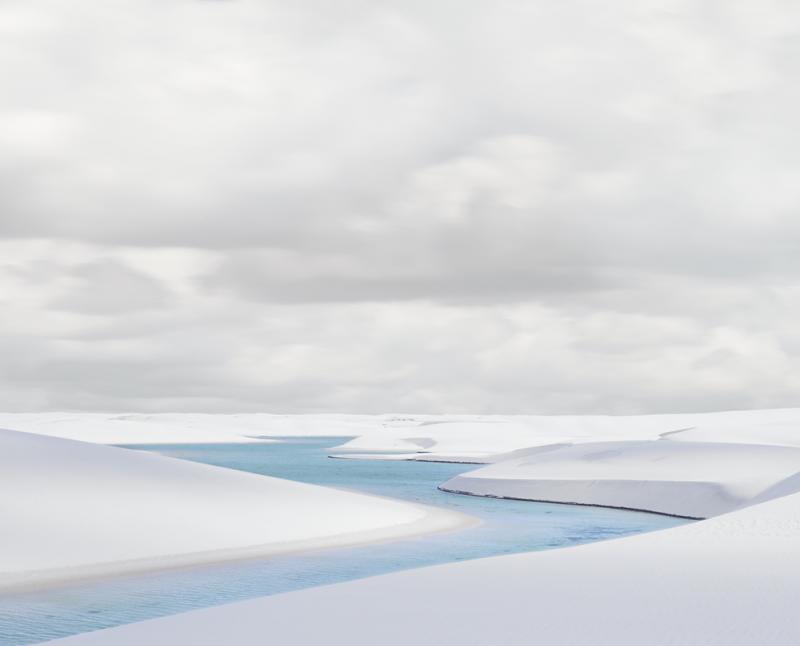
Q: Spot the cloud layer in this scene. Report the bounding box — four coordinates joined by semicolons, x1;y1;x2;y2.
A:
2;0;800;413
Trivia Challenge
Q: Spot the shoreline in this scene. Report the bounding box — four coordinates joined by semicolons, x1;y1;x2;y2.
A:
437;485;705;520
0;499;477;597
48;488;800;646
329;453;489;465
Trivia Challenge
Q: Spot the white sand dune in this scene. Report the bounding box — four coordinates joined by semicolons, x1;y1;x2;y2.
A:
4;409;800;454
332;421;549;458
441;440;800;518
0;429;469;593
0;412;387;444
0;413;276;444
660;409;800;447
331;409;800;461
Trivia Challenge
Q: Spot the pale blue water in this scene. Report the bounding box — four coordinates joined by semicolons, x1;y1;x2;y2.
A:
0;438;687;645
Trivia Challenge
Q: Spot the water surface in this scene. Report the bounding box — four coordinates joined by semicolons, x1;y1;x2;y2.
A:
0;437;686;644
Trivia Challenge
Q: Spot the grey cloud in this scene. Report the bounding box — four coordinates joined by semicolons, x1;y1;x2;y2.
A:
49;259;172;314
2;0;799;262
2;1;800;413
203;245;625;304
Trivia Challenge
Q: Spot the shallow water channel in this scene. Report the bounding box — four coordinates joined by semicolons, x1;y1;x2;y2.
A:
0;437;686;644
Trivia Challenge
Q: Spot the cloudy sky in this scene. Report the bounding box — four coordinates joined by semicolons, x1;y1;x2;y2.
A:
1;0;800;414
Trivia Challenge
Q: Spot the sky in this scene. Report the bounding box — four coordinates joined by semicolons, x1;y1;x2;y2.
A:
1;0;800;414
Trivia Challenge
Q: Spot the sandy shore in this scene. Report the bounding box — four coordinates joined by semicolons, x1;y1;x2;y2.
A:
50;477;800;646
1;500;473;596
0;428;473;595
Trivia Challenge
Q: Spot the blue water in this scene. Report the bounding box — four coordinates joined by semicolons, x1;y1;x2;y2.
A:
0;437;686;645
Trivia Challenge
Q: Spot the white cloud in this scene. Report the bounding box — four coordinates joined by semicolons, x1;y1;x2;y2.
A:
1;0;800;413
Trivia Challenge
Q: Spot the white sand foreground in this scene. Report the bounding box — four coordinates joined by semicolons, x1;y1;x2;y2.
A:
0;429;469;593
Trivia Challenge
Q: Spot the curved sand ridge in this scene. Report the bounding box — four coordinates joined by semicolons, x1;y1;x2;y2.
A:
440;440;800;518
0;429;472;593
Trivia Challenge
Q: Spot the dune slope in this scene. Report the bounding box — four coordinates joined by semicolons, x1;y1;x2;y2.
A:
0;429;467;592
441;440;800;518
